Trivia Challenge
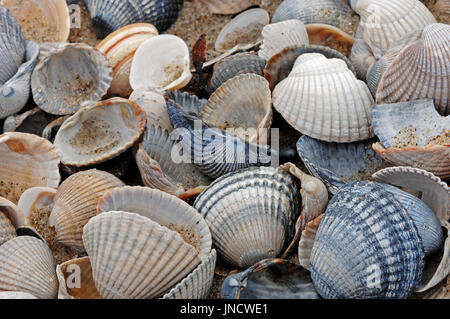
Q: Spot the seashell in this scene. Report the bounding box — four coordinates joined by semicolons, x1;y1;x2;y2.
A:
31;43;112;115
372;167;449;221
264;44;356;91
96;23;159;98
167;101;272;179
135;125;211;197
165;90;207;118
194;166;301;269
53;98;146;167
129;35;192;92
0;132;60;204
304;23;354;56
298;214;323;271
0;291;38;299
1;0;70;43
129;89;172;131
3;107;41;133
84;0;183;38
310;181;425;299
221;258;319;299
211;52;266;92
350;25;376;80
0;196;26;245
0;6;40;119
197;0;259;15
371;99;450;179
201;73;272;144
83;211;203;299
49;169;125;252
296;136;387;194
215;8;269;53
17;186;56;222
203;42;261;69
0;236;58;299
376;23;450;115
258;20;309;61
272;53;374;143
97;186;212;258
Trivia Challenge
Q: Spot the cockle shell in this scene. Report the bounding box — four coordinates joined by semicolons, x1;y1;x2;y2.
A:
371;99;450;179
258;20;309;61
310;181;425;299
130;35;192;93
165;90;207;117
96;23;159;98
273;53;374;142
304;24;355;56
350;25;376;80
53;98;146;167
84;0;183;38
201;73;272;144
1;0;70;43
49;169;125;251
197;0;259;15
376;23;450;115
31;43;112;115
83;211;203;299
0;132;60;204
0;291;38;299
0;236;58;299
129;89;172;131
194;166;301;269
0;196;25;245
298;214;323;271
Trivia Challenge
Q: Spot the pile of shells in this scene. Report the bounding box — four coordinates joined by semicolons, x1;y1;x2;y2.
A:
0;0;448;300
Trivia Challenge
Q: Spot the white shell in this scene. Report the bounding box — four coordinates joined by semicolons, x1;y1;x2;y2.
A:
129;89;172;132
0;196;25;245
0;291;38;299
17;186;56;223
198;0;259;14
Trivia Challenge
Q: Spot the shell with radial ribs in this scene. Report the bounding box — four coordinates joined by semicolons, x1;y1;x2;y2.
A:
0;196;27;245
129;89;172;131
197;0;259;14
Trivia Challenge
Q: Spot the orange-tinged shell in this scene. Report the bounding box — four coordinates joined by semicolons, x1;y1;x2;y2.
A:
298;214;324;270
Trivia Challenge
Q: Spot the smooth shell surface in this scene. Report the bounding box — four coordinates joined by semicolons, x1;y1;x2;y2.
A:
53;98;146;167
197;0;259;14
130;89;172;131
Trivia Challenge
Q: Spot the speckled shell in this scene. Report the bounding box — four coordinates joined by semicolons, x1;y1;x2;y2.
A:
221;258;319;299
197;0;259;14
264;44;356;91
130;35;192;92
130;89;172;131
165;90;207;117
31;43;112;115
376;24;450;115
0;291;38;299
53;98;146;167
298;214;323;271
135;125;211;196
1;0;70;43
194;167;301;269
273;53;374;142
49;169;125;252
83;211;202;299
258;20;309;61
371;99;450;179
296;135;387;194
372;167;449;221
310;181;425;299
211;53;266;92
84;0;183;38
0;132;60;204
0;236;58;299
202;73;272;144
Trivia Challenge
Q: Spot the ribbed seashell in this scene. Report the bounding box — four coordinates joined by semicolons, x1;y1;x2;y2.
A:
273;53;374;142
372;167;449;221
1;0;70;43
352;0;436;59
296;136;387;194
0;291;38;299
129;89;172;131
129;35;192;92
310;181;425;299
0;196;26;245
165;90;207;118
83;211;202;299
350;25;376;80
49;169;125;251
215;8;269;53
53;98;146;167
221;258;319;299
0;236;58;299
298;214;323;271
197;0;259;14
201;74;272;144
272;0;355;33
376;23;450;115
0;6;39;119
84;0;183;38
258;20;309;61
371;99;450;179
211;53;266;92
0;132;60;204
167;101;272;179
194;166;301;269
264;44;356;91
97;186;212;257
304;24;355;56
135;125;211;197
31;43;112;115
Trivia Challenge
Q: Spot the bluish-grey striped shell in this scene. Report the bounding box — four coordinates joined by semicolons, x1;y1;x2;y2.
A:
310;181;425;299
165;90;207;117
